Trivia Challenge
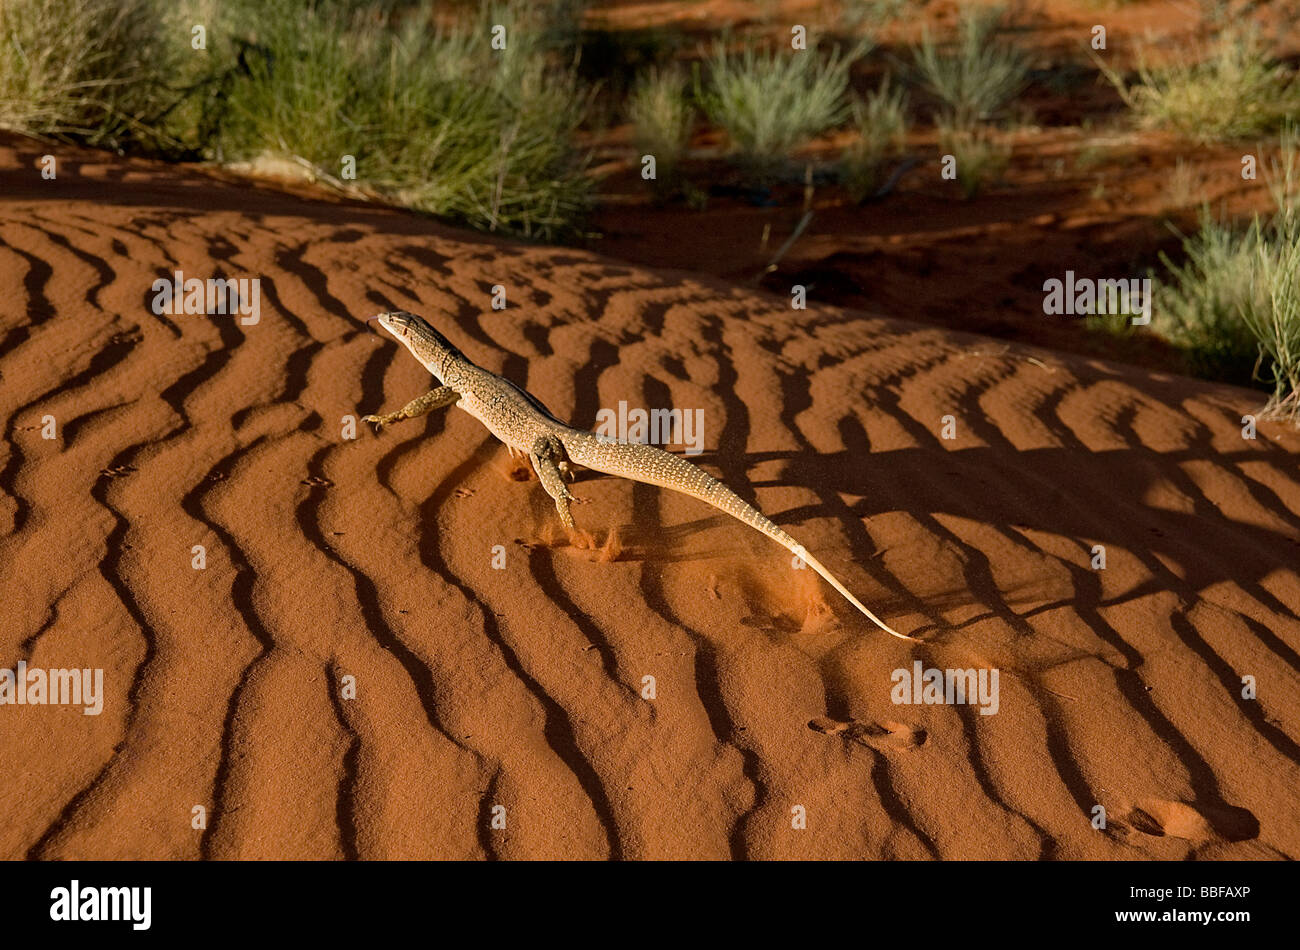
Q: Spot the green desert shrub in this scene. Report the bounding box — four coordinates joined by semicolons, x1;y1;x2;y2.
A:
700;38;865;182
1098;25;1300;142
206;0;593;239
1;0;593;240
839;77;907;201
628;66;693;189
1238;219;1300;421
1154;128;1300;411
912;6;1030;128
0;0;186;148
1153;212;1265;382
937;119;1009;199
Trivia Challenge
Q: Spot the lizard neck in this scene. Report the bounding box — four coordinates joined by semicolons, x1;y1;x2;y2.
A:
401;334;470;386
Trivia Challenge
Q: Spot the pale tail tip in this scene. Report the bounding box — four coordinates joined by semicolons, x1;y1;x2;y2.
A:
860;609;917;641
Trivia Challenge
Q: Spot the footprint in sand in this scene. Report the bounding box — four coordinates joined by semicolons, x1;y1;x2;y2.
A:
505;462;533;482
454;487;475;498
1111;798;1259;845
808;716;927;751
99;464;137;478
300;475;333;487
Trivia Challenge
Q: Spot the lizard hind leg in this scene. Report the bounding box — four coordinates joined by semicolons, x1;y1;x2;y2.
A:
530;437;576;531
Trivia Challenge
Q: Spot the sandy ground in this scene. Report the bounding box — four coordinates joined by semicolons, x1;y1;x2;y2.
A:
1;132;1298;859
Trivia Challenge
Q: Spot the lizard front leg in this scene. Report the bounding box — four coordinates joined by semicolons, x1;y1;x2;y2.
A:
530;436;576;530
363;385;459;432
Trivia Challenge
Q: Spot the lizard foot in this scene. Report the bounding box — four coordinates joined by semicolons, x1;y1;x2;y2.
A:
360;414;385;433
505;459;533;481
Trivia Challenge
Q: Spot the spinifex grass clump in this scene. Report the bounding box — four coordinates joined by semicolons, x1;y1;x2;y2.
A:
937;119;1009;199
839;77;907;202
700;38;865;184
911;5;1030;128
1239;219;1300;421
0;0;184;149
628;66;693;192
207;0;592;240
0;0;593;239
1154;128;1300;417
1153;212;1266;382
1098;25;1300;143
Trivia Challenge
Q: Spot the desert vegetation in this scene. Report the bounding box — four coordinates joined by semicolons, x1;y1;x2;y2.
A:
2;0;593;239
838;78;908;202
0;0;183;149
627;66;693;197
1153;127;1300;417
697;38;864;185
1098;24;1300;143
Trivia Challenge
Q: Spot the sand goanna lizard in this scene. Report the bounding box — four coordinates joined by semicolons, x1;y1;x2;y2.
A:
361;310;908;639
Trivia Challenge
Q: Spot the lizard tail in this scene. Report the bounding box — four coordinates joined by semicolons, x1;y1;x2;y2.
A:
563;434;911;640
788;546;910;640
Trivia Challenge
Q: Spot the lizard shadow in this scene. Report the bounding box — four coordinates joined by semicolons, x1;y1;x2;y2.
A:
565;437;1299;653
760;441;1299;616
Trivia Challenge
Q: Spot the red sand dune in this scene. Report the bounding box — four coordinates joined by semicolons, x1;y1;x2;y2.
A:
1;133;1297;859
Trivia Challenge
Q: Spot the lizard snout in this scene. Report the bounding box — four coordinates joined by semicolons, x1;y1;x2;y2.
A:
364;313;411;340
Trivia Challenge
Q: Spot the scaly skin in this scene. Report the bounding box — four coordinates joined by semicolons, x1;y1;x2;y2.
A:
362;310;908;639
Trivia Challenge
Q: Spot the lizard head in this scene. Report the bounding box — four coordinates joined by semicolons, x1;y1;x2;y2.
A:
366;310;468;382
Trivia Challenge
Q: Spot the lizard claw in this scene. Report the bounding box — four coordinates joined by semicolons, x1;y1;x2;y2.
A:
361;414;384;433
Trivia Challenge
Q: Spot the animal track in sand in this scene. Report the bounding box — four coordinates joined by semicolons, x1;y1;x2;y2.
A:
1111;798;1259;845
98;464;137;479
300;475;333;487
808;716;927;751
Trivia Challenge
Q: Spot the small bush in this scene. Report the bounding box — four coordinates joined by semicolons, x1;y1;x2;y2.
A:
1154;128;1300;412
700;38;866;183
1153;213;1264;382
628;66;693;190
912;6;1030;127
937;120;1009;199
0;0;184;148
1084;308;1141;341
1098;25;1300;142
1239;220;1300;421
0;0;594;240
839;77;907;202
207;1;593;240
1242;128;1300;419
